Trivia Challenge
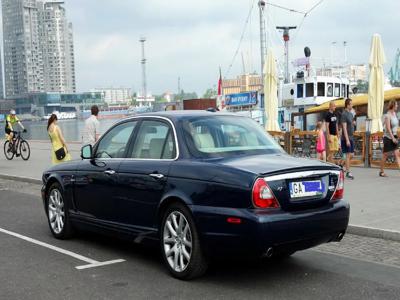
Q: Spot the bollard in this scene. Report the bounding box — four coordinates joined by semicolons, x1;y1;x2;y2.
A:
364;131;370;168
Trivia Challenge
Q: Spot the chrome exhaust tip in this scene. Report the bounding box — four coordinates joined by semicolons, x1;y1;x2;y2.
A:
334;231;345;242
263;247;274;258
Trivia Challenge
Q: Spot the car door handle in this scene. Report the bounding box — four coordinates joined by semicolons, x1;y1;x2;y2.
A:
104;170;116;175
149;173;164;179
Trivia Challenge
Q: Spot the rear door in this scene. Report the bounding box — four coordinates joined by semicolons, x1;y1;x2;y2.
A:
73;121;137;222
117;118;177;229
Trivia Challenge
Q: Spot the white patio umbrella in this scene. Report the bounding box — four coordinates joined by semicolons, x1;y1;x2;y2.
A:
264;48;280;132
367;34;386;133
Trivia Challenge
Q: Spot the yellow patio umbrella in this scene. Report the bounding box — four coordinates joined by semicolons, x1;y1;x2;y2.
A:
367;34;386;133
264;48;280;131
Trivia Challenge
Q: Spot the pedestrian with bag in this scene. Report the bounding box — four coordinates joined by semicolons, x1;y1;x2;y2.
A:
47;114;71;164
379;100;400;177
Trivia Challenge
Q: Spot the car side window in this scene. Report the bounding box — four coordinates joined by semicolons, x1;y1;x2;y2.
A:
130;120;176;159
95;121;137;158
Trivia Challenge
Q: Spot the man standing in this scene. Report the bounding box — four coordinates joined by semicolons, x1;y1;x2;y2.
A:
82;105;100;146
341;98;355;179
325;101;340;163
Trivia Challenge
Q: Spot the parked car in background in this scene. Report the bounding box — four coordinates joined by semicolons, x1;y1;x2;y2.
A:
41;111;349;279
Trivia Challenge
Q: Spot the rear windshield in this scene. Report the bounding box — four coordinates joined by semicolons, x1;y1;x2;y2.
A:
182;115;283;158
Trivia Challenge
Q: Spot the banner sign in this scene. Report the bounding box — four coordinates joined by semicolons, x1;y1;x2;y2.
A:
225;91;257;106
292;57;310;67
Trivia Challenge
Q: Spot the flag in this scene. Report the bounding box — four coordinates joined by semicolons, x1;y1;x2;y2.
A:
217;67;222;96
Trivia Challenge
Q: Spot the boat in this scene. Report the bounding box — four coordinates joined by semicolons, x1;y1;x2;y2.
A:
43;111;77;120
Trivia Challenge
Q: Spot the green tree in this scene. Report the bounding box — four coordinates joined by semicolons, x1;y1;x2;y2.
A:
355;80;369;94
203;88;217;99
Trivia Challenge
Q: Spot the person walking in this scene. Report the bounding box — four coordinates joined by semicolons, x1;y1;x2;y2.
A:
325;101;340;163
82;105;100;146
47;114;71;165
316;121;326;161
379;100;400;177
341;98;355;179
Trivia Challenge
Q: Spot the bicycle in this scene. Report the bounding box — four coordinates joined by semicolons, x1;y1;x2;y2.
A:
3;130;31;161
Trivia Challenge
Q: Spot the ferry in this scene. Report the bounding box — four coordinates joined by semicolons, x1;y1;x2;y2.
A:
280;62;350;130
43;111;77;120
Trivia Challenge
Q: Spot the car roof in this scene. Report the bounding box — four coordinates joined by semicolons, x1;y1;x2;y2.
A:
122;110;240;122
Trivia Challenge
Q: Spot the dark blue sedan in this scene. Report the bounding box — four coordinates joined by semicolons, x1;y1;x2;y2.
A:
41;111;349;279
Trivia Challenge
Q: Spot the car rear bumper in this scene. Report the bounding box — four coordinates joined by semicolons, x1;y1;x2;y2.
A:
191;200;350;257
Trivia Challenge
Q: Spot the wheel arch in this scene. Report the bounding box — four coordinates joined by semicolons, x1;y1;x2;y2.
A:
156;191;194;229
44;174;65;203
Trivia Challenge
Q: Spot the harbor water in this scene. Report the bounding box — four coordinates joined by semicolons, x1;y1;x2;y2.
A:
20;118;118;142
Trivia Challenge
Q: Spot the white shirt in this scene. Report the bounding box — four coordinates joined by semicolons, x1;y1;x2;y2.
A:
82;115;100;145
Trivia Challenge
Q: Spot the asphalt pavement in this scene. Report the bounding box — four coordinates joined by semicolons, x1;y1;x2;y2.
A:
1;140;399;236
0;179;399;299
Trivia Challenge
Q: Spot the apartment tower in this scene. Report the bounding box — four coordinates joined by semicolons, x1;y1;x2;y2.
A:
1;0;76;98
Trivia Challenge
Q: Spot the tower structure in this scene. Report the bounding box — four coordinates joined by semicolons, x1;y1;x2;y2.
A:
276;26;297;83
140;36;147;105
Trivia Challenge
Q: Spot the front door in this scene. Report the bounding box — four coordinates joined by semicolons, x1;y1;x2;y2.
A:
118;118;177;229
74;121;137;222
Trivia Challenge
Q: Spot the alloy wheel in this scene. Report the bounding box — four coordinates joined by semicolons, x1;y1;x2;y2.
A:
48;189;65;234
163;211;192;273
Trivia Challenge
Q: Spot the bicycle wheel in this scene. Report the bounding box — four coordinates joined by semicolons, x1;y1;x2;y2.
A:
19;140;31;161
4;141;15;160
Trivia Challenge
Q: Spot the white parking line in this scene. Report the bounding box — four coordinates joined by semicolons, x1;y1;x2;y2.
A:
0;227;125;269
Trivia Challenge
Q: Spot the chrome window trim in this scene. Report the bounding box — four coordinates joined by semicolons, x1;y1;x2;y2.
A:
102;115;180;161
263;170;340;182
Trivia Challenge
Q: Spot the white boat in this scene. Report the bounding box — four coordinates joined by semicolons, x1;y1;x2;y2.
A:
43;111;77;120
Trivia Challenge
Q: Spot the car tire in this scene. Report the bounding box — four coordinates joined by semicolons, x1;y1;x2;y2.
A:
160;202;208;280
46;182;73;239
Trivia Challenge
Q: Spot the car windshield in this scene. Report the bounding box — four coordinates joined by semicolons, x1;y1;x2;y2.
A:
182;115;284;158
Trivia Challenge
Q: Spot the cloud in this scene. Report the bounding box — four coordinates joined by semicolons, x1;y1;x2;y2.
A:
64;0;400;95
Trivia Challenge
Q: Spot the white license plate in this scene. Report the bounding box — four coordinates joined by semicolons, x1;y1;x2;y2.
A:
289;180;324;199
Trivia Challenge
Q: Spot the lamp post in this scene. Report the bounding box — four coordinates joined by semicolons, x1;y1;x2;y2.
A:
364;118;372;167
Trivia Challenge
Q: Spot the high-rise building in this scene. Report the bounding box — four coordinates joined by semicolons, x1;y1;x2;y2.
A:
1;0;75;98
2;0;44;97
38;0;76;93
93;87;132;104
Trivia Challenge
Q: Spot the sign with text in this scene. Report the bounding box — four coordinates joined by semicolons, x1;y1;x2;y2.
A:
225;92;257;106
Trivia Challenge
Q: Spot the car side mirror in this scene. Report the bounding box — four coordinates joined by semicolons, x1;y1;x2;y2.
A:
81;144;93;159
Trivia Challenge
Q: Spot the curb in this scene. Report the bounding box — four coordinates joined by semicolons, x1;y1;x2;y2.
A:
1;174;400;243
347;224;400;243
0;174;41;185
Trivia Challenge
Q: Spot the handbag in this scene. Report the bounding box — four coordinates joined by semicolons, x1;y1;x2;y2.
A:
55;147;66;160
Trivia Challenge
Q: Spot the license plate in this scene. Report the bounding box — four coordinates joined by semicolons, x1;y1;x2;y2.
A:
289;180;324;199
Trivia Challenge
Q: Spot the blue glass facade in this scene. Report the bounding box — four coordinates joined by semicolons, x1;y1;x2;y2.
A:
14;92;104;114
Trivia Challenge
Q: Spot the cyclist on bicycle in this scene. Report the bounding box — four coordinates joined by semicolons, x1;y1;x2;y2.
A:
5;109;26;143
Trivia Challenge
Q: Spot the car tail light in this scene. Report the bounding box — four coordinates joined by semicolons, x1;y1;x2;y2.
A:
332;171;344;201
252;178;280;209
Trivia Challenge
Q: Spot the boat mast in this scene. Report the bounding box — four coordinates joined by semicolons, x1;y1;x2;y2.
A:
258;1;267;80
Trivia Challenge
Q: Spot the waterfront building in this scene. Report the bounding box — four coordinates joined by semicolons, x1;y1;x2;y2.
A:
316;64;367;86
222;74;263;95
12;92;104;116
2;0;45;97
1;0;76;98
38;1;76;93
93;87;132;104
135;93;155;107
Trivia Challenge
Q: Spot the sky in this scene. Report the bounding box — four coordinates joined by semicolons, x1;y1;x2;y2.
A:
64;0;400;96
